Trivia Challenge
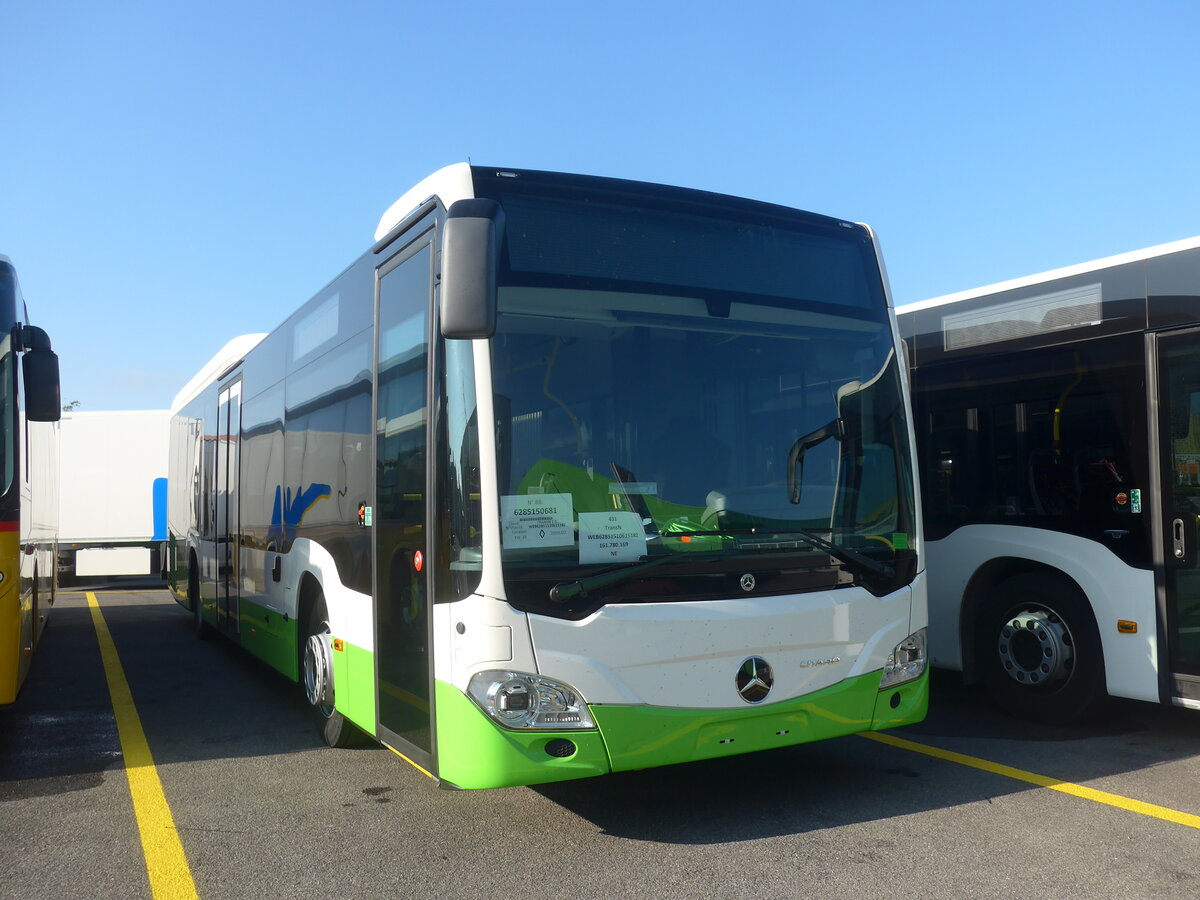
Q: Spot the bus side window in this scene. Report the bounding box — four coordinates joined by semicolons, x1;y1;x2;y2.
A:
920;336;1145;531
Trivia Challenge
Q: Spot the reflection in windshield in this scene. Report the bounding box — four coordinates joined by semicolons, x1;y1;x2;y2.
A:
491;286;914;587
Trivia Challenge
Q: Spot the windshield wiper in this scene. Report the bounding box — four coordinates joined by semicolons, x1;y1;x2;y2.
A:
547;527;894;604
778;526;894;580
666;527;895;580
549;553;680;604
549;548;774;604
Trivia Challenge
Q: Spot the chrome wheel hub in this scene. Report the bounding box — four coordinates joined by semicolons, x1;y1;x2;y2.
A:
303;628;334;713
997;608;1074;689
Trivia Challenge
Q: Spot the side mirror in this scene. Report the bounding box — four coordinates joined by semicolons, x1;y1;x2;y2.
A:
15;324;61;423
441;199;504;339
23;348;61;422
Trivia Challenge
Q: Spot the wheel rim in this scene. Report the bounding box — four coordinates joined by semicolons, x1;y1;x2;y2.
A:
303;625;335;717
996;605;1075;690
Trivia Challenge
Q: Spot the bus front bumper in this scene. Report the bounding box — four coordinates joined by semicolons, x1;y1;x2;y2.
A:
434;669;928;790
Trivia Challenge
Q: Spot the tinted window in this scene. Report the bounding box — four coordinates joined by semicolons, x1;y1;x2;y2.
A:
914;334;1150;567
497;193;880;310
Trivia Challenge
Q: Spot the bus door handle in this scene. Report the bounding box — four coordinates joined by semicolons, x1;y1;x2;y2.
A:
1173;518;1186;559
272;556;282;583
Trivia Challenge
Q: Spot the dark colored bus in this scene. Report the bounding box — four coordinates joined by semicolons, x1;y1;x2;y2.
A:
900;236;1200;721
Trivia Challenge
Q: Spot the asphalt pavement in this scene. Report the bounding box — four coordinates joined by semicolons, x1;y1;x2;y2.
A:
2;586;1199;900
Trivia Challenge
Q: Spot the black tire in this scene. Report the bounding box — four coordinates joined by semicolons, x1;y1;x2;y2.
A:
977;572;1108;723
302;594;368;748
191;563;214;640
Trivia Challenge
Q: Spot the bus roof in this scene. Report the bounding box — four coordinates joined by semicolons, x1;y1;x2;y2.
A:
372;163;872;248
897;234;1200;315
374;163;475;242
170;333;268;413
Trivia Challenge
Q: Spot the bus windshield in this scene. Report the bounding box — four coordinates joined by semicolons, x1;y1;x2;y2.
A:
485;184;915;615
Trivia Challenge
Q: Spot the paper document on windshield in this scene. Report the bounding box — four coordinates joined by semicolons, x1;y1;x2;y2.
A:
578;511;647;564
501;493;575;548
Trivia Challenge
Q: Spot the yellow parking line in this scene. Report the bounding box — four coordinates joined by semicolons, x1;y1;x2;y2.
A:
87;592;200;900
382;741;437;780
862;730;1200;830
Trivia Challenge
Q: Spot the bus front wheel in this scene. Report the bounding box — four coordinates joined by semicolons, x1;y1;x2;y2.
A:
302;594;368;748
977;573;1107;723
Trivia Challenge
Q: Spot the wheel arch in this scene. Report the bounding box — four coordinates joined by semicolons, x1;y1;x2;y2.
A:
959;557;1093;683
282;537;374;657
296;565;371;748
296;571;325;660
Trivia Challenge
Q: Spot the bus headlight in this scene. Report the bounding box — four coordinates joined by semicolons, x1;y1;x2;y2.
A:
467;670;596;730
880;628;927;689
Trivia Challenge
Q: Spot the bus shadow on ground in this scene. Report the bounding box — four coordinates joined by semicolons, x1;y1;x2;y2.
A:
9;589;1200;836
0;590;332;801
533;670;1200;844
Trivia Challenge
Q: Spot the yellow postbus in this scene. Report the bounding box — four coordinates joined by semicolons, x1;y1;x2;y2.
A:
0;254;61;705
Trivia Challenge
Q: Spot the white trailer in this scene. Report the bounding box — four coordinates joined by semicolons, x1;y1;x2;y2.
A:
58;409;170;580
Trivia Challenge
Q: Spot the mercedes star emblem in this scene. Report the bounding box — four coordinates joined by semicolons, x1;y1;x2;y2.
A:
736;656;773;703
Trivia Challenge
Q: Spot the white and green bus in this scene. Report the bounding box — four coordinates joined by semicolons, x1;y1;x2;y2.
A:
167;165;927;789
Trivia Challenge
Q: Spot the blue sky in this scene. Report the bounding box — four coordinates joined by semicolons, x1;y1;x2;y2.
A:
4;1;1199;410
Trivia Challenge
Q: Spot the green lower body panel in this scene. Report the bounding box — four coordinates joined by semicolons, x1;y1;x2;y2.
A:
333;641;377;736
235;606;377;739
593;669;928;773
239;598;298;680
435;669;928;789
871;671;930;731
435;680;612;790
